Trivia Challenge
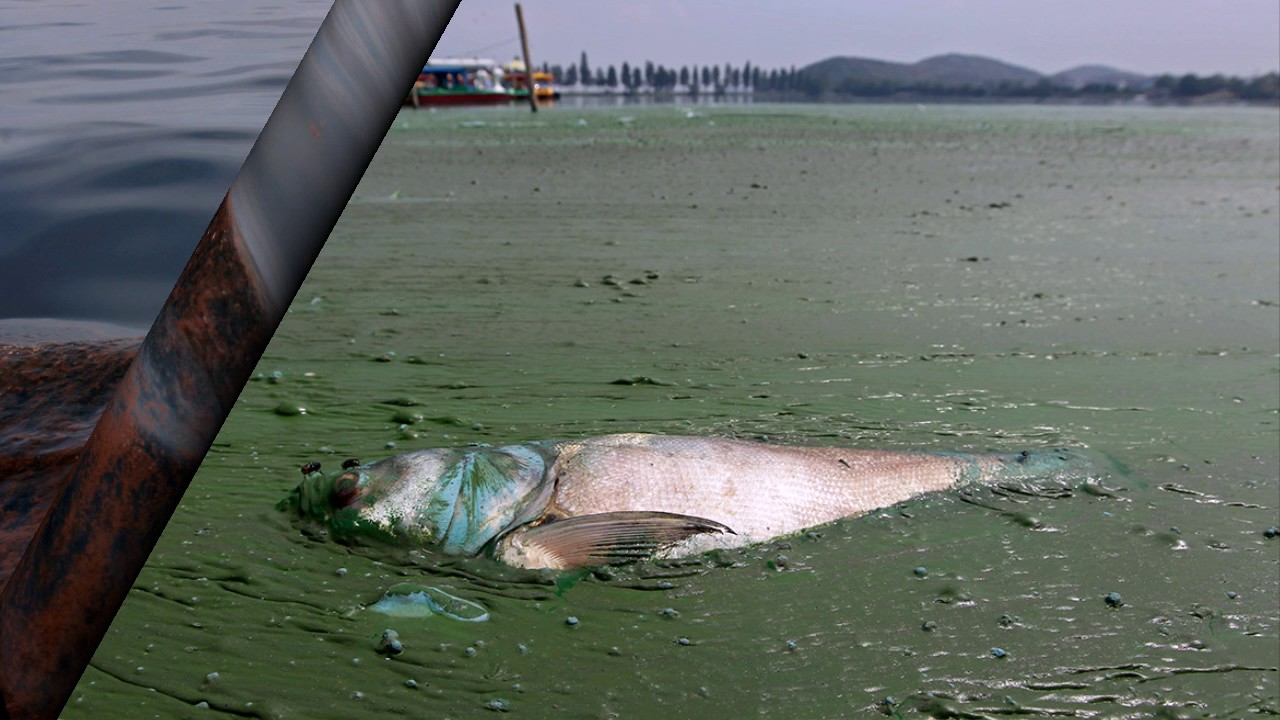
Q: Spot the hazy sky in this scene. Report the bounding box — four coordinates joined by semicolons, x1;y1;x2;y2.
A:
436;0;1280;77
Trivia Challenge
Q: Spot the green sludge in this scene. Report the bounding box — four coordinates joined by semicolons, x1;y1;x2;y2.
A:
63;104;1279;719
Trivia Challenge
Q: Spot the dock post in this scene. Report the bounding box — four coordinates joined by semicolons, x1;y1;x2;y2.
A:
515;4;538;113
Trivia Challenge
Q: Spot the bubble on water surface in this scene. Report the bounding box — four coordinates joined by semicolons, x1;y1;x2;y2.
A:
368;584;490;622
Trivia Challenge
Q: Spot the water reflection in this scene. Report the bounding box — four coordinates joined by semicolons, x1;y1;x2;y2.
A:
0;0;330;325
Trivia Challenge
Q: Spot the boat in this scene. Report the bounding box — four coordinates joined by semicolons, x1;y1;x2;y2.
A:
502;59;561;102
404;57;517;107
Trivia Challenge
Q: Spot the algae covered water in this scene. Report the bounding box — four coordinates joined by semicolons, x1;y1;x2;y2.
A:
66;104;1278;718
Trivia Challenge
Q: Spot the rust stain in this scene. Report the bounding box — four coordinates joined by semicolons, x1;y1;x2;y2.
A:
0;194;276;720
0;339;140;591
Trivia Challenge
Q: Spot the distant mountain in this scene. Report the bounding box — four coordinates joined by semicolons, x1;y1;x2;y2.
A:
803;56;918;85
908;54;1042;86
801;54;1157;92
1050;64;1152;89
803;53;1043;88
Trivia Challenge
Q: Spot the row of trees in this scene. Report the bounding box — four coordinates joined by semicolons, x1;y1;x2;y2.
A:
818;72;1280;101
536;53;1278;102
1151;72;1279;100
536;54;806;93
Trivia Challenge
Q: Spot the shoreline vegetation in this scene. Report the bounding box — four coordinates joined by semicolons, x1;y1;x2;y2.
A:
534;52;1279;105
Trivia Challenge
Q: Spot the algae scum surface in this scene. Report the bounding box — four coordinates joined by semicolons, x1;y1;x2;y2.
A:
67;105;1278;718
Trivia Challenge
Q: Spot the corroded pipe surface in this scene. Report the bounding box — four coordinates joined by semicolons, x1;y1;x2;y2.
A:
0;2;459;717
0;335;140;590
0;197;268;719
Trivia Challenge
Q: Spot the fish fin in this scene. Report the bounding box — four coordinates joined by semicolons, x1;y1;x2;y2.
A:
495;511;735;569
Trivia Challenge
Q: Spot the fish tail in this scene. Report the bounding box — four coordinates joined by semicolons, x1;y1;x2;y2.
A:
943;448;1098;485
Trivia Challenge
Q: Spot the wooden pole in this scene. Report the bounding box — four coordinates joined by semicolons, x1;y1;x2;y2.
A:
515;3;537;113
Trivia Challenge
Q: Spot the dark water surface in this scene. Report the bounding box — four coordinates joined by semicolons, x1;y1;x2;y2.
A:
0;0;329;326
60;104;1279;718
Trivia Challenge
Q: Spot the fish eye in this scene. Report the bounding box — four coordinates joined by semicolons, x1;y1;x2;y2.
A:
332;472;365;508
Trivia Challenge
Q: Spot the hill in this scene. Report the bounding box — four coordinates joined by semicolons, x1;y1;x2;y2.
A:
802;53;1043;88
908;54;1041;86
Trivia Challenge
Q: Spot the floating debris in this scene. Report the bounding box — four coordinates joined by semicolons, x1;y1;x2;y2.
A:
391;409;424;424
273;402;305;417
369;584;489;622
610;376;674;386
376;629;403;656
1104;592;1124;608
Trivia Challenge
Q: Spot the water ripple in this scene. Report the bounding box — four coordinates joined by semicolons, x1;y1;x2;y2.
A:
0;0;329;325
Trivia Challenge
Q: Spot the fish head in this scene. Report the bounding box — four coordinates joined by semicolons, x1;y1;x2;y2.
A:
280;444;554;555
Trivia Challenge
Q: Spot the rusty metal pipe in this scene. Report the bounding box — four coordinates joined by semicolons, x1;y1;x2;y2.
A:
0;2;460;717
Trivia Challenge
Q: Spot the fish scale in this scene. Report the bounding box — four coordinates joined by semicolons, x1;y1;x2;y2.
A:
549;434;974;544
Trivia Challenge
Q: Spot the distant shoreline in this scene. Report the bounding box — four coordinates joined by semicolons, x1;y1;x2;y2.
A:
549;89;1279;109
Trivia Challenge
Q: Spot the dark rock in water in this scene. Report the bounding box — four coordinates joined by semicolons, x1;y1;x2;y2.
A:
1104;591;1124;608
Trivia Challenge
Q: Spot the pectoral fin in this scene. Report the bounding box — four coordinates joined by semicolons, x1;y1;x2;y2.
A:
492;511;735;569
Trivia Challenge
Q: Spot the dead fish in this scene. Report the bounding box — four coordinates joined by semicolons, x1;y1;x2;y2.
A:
281;433;1090;569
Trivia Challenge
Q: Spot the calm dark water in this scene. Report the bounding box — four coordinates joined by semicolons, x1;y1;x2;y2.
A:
0;0;330;327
